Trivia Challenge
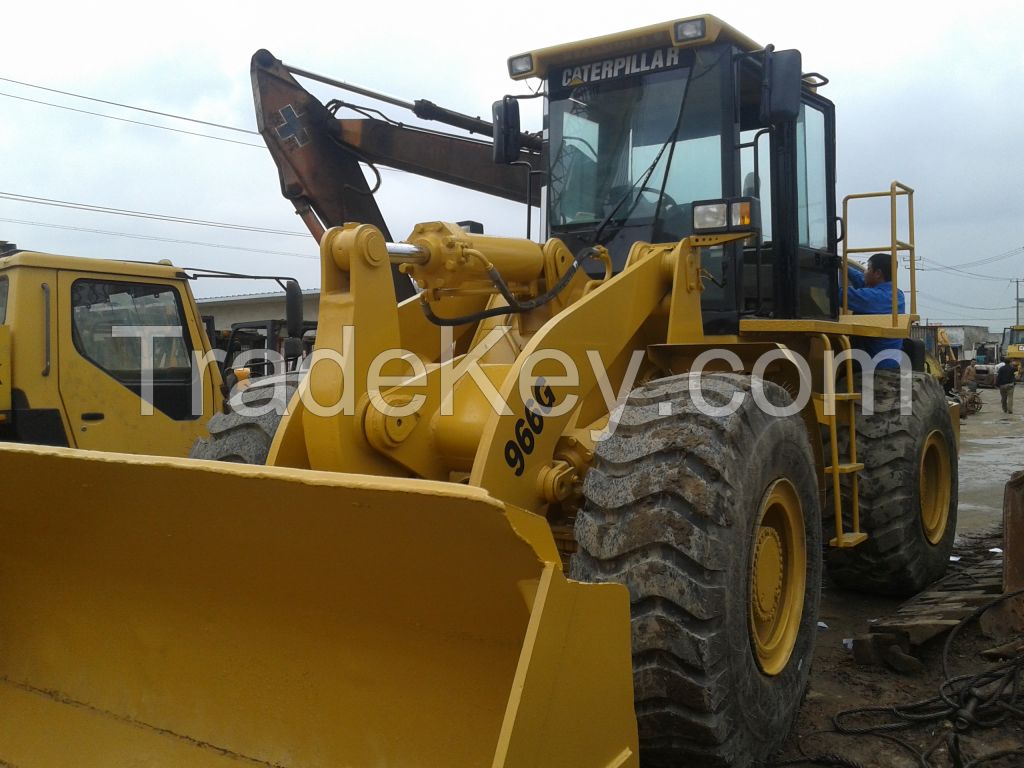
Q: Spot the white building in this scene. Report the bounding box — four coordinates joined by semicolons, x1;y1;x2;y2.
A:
196;289;320;331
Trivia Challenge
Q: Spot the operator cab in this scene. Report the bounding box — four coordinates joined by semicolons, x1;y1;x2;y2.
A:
503;15;839;335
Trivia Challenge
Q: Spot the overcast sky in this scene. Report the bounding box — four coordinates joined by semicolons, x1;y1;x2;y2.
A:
4;0;1023;331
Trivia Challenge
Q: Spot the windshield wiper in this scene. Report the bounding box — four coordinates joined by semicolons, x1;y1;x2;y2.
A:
590;85;690;247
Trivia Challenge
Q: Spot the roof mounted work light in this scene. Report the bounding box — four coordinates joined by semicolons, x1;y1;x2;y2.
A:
507;54;534;78
674;18;706;42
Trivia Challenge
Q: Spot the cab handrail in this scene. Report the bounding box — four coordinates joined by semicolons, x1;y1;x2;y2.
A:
841;181;917;325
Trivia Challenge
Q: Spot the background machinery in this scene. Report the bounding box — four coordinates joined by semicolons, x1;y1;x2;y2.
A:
0;245;303;455
1003;324;1024;378
0;247;223;454
0;16;959;768
974;339;1003;387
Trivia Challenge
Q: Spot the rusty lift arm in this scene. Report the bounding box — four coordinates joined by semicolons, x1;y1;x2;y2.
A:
251;49;541;301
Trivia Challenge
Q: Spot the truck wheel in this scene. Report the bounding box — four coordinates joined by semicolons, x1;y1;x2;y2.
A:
827;371;958;595
572;373;821;768
189;376;299;464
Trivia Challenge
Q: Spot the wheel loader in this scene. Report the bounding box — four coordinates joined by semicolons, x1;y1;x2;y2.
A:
0;245;304;456
0;15;958;768
1002;324;1024;379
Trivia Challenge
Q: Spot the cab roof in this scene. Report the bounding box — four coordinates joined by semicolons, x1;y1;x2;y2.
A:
508;14;762;81
0;250;186;281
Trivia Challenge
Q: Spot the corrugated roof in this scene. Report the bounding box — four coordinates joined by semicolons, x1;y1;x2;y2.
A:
197;288;320;303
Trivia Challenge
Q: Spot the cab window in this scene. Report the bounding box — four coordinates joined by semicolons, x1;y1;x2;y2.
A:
796;104;828;249
0;276;8;323
71;279;197;420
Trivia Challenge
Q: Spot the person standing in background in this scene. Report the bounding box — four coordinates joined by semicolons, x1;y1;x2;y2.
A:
996;357;1015;414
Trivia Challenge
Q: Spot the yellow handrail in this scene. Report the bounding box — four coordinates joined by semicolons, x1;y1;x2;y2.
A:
841;181;917;325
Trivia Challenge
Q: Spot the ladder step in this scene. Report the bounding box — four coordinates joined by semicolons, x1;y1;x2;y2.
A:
824;463;865;475
830;531;868;548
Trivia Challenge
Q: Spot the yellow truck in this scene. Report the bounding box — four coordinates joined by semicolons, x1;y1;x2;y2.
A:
0;15;958;768
0;244;303;456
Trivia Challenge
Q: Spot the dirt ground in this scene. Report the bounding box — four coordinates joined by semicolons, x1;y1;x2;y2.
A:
773;388;1024;767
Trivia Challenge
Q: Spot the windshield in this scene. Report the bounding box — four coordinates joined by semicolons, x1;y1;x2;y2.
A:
547;45;725;242
1009;328;1024;345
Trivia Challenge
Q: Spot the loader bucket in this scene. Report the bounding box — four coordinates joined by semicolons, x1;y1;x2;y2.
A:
0;444;637;768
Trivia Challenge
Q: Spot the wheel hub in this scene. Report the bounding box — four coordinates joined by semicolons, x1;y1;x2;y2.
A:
749;478;807;676
752;527;784;622
920;430;951;545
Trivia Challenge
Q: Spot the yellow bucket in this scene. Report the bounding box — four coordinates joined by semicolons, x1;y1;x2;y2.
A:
0;444;637;767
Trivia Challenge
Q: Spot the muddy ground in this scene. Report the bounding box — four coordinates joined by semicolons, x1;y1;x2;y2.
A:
774;387;1024;767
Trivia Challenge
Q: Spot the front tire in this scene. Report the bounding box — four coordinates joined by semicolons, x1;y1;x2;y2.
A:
572;373;821;767
189;374;300;464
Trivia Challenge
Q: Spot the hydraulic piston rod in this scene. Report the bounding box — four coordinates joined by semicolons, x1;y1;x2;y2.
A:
386;242;430;265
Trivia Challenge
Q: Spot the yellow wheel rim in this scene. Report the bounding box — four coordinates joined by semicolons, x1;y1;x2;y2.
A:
920;430;951;545
749;478;806;676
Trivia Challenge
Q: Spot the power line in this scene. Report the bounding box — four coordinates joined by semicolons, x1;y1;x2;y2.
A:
916;250;1024;282
0;77;429;175
0;75;258;134
0;91;264;148
917;291;1015;312
0;191;308;237
915;263;1008;282
942;244;1024;270
0;217;317;260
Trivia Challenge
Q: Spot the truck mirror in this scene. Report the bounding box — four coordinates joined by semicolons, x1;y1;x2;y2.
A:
492;96;521;164
284;279;303;339
283;336;304;361
768;49;803;123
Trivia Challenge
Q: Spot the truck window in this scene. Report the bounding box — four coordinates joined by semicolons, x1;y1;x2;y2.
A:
0;276;8;323
71;279;198;420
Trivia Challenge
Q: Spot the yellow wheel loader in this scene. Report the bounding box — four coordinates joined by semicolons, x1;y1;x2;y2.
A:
0;245;305;457
0;15;958;768
1003;324;1024;379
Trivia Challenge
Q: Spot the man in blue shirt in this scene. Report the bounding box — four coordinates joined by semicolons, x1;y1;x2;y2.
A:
846;253;906;370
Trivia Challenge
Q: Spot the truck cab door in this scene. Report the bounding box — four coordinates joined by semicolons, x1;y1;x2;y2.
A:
56;272;216;456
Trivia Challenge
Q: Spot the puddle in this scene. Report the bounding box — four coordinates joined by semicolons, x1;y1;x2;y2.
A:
957;502;994;512
956;418;1024;532
964;436;1024;447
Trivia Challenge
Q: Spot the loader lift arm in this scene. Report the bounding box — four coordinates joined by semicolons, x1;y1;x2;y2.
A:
251;50;541;301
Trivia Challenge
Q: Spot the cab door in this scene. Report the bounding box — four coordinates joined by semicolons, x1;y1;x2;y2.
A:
792;97;838;319
735;58;837;320
56;272;215;455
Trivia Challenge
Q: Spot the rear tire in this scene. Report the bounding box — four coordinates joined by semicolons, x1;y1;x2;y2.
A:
827;371;958;595
189;376;299;464
572;373;821;767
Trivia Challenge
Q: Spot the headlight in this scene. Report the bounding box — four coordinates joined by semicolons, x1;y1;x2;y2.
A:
508;54;534;78
693;202;727;230
674;18;706;42
692;197;762;234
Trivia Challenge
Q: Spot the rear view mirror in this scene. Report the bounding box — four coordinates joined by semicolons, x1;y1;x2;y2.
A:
768;49;803;123
284;279;303;339
283;336;304;360
492;96;521;164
